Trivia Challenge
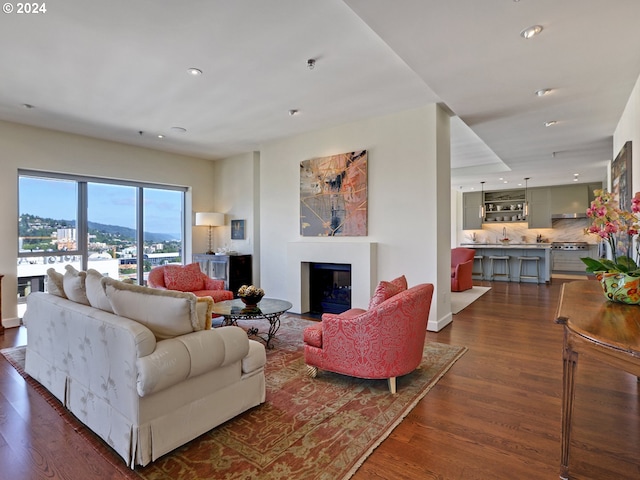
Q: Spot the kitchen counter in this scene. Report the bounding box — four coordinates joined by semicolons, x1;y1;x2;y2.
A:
459;244;551;283
460;243;551;249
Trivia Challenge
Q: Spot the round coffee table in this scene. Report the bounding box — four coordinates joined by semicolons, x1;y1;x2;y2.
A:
211;298;292;348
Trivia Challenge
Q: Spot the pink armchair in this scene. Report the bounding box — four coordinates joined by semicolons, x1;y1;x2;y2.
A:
451;247;475;292
147;262;233;303
303;283;434;393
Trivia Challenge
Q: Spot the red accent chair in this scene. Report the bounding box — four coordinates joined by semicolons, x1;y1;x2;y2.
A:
451;247;476;292
303;282;434;394
147;262;233;303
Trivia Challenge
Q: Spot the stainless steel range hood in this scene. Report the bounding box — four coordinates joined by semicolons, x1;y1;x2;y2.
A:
551;212;587;219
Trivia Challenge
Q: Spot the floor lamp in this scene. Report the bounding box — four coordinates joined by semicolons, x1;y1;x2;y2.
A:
195;212;225;254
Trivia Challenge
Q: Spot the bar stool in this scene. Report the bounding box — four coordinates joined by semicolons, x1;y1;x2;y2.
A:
518;256;540;283
489;255;510;281
473;255;485;280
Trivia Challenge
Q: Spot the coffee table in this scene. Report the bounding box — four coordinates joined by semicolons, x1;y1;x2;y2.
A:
211;298;293;348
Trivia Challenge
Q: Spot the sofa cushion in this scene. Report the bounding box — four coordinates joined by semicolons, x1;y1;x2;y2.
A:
46;268;67;298
102;276;213;339
85;269;114;313
163;263;204;292
63;265;90;305
368;280;404;310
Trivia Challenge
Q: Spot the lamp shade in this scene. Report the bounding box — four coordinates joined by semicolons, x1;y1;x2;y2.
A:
195;212;225;227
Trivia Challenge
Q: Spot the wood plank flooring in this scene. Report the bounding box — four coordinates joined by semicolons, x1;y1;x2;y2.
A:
1;279;639;479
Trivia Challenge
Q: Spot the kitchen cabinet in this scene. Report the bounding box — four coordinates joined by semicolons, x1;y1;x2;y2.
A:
483;189;526;224
550;184;588;215
527;187;552;228
462;191;482;230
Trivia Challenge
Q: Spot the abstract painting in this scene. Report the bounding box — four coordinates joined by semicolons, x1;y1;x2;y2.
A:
300;150;367;236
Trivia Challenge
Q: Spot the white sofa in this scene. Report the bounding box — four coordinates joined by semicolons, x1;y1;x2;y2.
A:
23;267;266;468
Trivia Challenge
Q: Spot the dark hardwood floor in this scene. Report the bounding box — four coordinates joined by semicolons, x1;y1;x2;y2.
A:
1;279;639;479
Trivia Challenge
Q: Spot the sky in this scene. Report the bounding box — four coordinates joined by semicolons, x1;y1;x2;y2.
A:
19;177;183;235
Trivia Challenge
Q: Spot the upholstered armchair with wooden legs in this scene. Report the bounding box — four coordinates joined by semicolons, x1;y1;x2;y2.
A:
147;262;233;303
303;282;434;394
451;247;476;292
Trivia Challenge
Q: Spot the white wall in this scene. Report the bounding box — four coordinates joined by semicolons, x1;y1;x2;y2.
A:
0;120;216;326
258;105;453;331
211;151;260;283
615;72;640;193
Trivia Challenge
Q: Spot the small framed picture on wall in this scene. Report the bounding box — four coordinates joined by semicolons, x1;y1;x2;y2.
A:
231;219;246;240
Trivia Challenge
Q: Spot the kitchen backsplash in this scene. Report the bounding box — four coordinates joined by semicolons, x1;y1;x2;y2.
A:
462;218;596;244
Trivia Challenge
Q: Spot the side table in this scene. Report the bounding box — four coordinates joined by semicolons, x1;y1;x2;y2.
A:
555;280;640;479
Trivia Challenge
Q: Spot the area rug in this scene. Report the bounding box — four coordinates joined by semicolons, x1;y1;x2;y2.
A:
2;317;466;480
451;286;491;314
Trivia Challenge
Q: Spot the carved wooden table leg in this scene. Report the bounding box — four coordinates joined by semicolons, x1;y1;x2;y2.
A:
560;332;578;480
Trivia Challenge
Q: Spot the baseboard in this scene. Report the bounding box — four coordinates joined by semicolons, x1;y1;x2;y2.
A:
428;312;452;332
1;317;21;329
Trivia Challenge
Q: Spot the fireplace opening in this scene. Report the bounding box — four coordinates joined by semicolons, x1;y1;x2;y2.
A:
308;263;351;317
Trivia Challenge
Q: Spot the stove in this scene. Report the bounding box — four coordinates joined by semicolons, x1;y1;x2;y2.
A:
551;242;590;250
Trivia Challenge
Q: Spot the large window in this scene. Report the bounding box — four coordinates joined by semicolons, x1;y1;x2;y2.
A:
18;170;186;303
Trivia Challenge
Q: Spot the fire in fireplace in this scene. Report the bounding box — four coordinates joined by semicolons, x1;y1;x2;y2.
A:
308;262;352;316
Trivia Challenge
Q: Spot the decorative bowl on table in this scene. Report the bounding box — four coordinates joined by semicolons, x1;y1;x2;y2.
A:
238;285;265;307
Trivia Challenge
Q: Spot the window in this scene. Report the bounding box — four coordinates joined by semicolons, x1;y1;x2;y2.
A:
18;170;186;303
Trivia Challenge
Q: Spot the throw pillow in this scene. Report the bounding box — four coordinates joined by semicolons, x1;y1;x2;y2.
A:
63;265;90;305
368;280;404;310
46;268;67;298
389;275;408;291
85;269;114;313
163;263;204;292
102;276;211;339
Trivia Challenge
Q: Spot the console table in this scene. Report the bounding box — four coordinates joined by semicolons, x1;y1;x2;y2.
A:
555;280;640;479
193;254;252;294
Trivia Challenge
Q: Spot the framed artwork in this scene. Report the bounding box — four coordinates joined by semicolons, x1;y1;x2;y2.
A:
612;141;632;212
611;141;632;257
231;219;245;240
300;150;368;236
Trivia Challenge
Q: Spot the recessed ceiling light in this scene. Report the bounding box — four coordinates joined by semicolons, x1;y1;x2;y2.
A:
170;126;187;133
187;68;202;76
289;109;299;116
520;25;543;39
535;88;552;97
157;134;164;139
544;120;558;127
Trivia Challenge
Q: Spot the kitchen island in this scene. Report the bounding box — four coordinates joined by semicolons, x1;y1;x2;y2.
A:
460;243;551;283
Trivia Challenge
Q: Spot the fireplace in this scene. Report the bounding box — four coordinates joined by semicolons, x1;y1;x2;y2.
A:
286;241;376;314
308;263;351;315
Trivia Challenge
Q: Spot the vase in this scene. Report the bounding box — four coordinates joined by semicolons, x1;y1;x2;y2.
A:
241;295;263;307
597;272;640;305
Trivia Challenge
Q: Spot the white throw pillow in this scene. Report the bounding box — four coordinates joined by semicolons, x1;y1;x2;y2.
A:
46;268;67;298
85;269;114;313
102;276;212;339
63;265;90;305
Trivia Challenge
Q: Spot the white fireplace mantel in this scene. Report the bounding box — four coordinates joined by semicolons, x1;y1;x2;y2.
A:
287;241;377;314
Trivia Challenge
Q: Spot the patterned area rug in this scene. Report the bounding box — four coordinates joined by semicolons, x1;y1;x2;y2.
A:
1;316;466;480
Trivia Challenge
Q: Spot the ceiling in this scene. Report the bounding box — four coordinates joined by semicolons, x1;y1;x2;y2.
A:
1;0;639;193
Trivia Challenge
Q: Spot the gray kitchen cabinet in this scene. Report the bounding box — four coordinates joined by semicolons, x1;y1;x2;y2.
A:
463;191;483;230
549;184;600;215
527;187;552;228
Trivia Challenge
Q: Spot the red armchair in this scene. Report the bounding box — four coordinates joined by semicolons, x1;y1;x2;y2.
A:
451;247;475;292
303;282;434;393
147;262;233;303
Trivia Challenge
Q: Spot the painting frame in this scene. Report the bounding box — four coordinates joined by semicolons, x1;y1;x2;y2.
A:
299;150;368;237
231;219;245;240
611;141;633;257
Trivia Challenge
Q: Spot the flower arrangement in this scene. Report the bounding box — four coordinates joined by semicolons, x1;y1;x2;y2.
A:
581;189;640;275
237;285;265;305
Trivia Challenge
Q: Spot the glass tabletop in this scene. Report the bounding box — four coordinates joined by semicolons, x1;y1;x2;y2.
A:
211;298;293;317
